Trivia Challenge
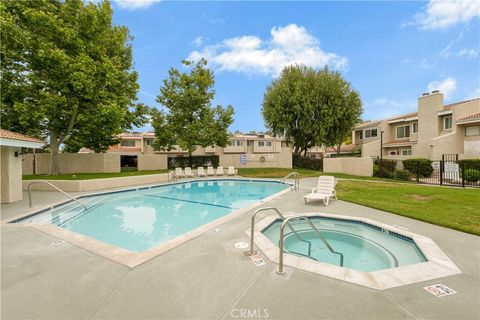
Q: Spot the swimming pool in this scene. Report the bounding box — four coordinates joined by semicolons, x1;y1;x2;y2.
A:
262;217;427;272
16;180;289;253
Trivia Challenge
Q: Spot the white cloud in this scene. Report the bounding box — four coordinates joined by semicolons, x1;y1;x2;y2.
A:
427;77;457;99
187;24;348;77
457;48;478;59
192;36;206;47
112;0;160;10
364;98;417;120
410;0;480;30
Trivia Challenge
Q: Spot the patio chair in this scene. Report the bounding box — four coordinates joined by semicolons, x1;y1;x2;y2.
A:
303;176;336;206
197;167;206;177
207;166;215;176
216;166;224;176
175;167;185;178
227;166;235;176
184;167;195;178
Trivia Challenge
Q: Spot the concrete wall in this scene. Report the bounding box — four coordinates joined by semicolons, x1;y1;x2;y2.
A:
137;154;168;171
323;157;373;177
22;153;120;175
219;152;292;168
24;173;172;192
361;140;380;158
1;146;23;203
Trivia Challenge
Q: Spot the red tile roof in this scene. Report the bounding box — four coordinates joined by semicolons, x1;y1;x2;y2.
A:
457;113;480;122
0;129;44;144
325;144;359;153
383;140;416;146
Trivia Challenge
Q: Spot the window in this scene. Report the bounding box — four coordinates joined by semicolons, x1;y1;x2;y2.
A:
364;129;378;138
229;140;244;147
358;131;363;139
444;116;452;130
465;125;480;136
247;140;254;146
258;141;264;147
266;141;272;147
401;149;412;156
121;140;136;147
145;139;153;146
412;122;418;133
396;125;410;139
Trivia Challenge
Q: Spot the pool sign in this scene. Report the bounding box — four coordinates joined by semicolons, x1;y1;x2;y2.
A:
240;154;247;165
424;284;456;297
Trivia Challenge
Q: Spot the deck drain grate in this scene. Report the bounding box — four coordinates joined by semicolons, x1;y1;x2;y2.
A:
424;284;456;297
234;241;249;249
51;240;65;246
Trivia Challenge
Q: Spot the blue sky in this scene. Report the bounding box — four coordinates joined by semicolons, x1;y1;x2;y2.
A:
108;0;480;132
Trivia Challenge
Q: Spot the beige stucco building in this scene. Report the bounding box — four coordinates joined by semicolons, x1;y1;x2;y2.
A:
103;132;293;168
353;92;480;160
0;129;44;203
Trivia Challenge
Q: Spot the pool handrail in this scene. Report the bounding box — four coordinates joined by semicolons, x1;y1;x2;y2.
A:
280;172;299;191
247;207;305;256
277;215;344;275
27;181;87;210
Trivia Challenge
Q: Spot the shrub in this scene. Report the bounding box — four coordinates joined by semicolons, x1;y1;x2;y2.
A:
458;159;480;170
464;169;480;182
373;165;393;178
168;155;219;169
403;158;433;177
394;169;412;181
293;154;323;170
373;159;397;172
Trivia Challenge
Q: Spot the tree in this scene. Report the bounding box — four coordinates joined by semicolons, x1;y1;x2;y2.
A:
0;0;147;174
262;65;362;156
152;59;234;162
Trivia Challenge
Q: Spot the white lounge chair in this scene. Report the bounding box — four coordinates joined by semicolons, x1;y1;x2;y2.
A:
197;167;206;177
175;167;185;178
227;166;235;176
207;166;215;176
184;167;195;178
216;166;224;176
303;176;336;206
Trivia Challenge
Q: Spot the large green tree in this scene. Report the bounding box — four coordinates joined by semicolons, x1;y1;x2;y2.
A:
262;65;362;155
152;59;234;161
0;0;147;174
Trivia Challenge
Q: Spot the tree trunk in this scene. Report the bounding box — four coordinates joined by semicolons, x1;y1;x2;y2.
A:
49;133;60;175
189;152;193;167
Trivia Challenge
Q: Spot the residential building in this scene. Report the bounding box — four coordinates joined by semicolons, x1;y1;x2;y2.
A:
353;91;480;160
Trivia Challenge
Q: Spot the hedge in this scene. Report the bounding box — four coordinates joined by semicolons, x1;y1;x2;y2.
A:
402;158;433;177
458;159;480;170
293;154;323;170
464;169;480;182
168;155;219;169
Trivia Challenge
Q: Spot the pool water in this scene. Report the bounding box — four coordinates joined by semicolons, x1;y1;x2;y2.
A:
262;218;427;272
20;180;288;252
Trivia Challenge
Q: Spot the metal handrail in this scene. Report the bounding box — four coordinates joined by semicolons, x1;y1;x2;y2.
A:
248;207;306;256
281;172;300;191
277;215;344;275
27;181;87;210
168;171;178;182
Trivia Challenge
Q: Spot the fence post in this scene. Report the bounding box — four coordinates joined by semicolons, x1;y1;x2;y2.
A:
461;161;465;188
416;161;420;183
440;160;443;186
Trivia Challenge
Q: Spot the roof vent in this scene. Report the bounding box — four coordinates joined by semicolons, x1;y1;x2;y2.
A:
422;92;430;96
432;90;440;94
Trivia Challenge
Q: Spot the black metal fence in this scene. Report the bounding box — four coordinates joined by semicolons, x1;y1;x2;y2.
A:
375;154;480;188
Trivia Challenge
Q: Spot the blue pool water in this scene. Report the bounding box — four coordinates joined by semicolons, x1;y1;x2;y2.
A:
20;180;288;252
262;217;426;272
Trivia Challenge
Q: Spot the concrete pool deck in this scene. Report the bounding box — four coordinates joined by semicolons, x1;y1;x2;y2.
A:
1;177;479;319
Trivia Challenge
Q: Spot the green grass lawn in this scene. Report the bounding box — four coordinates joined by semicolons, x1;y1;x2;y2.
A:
336;180;480;235
237;167;398;181
23;169;169;180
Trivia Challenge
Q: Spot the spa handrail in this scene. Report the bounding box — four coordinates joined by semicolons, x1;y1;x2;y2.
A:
281;172;299;191
27;181;87;210
277;215;344;274
248;207;306;256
